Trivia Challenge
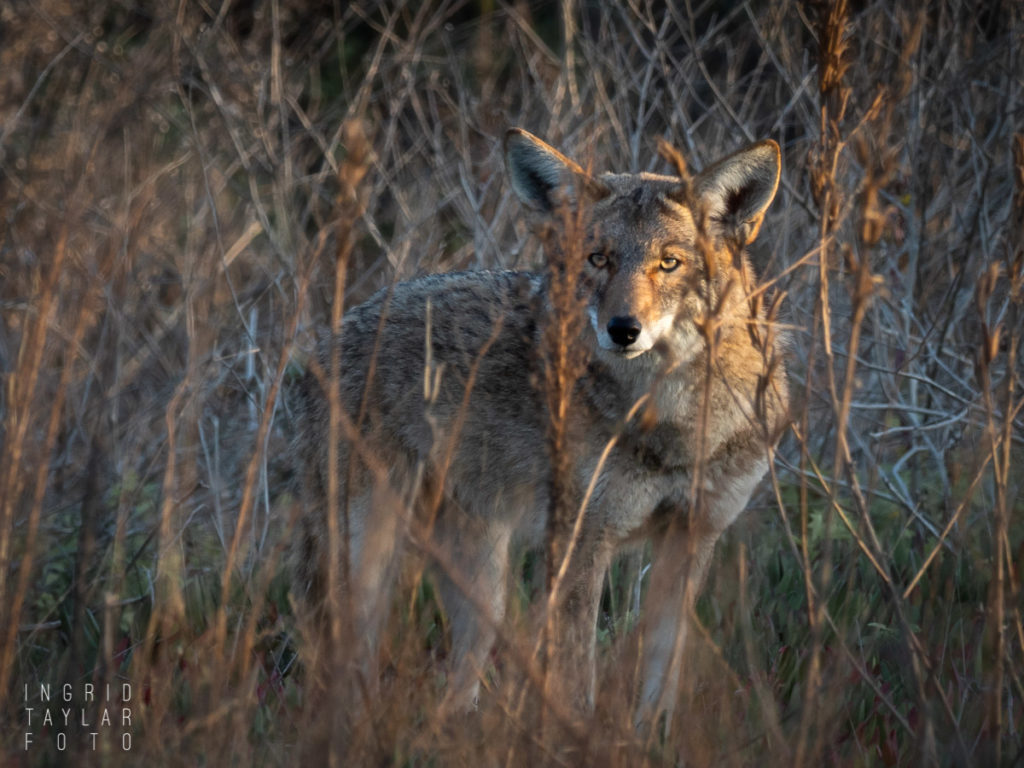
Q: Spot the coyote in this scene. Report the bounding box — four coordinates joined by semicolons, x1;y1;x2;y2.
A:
297;128;787;725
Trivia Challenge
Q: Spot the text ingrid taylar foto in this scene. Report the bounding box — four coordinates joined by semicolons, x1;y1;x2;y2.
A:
22;681;133;753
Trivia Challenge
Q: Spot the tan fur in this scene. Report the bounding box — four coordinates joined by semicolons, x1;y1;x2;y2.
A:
296;128;788;726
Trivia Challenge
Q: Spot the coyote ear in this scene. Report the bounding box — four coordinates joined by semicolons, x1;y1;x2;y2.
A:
504;128;609;213
694;140;780;246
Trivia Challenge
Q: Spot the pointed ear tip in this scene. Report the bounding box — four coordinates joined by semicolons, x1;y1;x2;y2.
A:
751;141;781;191
752;139;781;160
505;127;540;148
504;128;523;151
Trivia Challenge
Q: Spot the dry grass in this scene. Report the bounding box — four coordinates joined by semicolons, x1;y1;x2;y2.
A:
1;0;1022;765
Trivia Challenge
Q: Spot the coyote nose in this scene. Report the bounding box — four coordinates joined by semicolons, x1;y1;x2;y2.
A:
607;316;642;347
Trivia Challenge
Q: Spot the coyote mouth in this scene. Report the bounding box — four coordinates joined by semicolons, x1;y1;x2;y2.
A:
610;346;647;360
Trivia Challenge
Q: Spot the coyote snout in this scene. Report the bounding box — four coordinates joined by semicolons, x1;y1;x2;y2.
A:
606;315;642;347
297;128;788;729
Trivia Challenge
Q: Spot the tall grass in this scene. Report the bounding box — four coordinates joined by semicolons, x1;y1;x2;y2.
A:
1;1;1021;765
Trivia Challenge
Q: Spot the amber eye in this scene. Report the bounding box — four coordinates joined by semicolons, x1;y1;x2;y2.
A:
588;252;608;269
660;255;681;272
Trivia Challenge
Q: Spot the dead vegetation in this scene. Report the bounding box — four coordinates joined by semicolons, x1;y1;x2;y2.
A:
1;1;1022;765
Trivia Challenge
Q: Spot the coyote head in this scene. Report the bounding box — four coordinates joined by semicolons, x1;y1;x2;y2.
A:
505;129;780;362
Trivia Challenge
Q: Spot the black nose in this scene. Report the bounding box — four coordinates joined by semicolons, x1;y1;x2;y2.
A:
607;316;642;347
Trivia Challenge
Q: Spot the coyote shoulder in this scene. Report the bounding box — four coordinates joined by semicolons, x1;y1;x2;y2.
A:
297;128;788;724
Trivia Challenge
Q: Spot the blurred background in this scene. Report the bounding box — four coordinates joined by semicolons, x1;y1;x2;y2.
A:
1;1;1021;765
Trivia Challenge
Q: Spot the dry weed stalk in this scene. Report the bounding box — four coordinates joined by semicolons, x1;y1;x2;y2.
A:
2;1;1022;765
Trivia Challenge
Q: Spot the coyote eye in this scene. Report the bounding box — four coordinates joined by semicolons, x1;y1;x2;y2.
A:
660;255;681;272
588;252;608;269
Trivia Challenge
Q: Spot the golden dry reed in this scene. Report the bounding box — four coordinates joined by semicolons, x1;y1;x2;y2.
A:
1;1;1021;766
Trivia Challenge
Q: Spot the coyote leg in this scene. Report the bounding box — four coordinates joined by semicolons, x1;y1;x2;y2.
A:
436;521;513;712
637;521;719;730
